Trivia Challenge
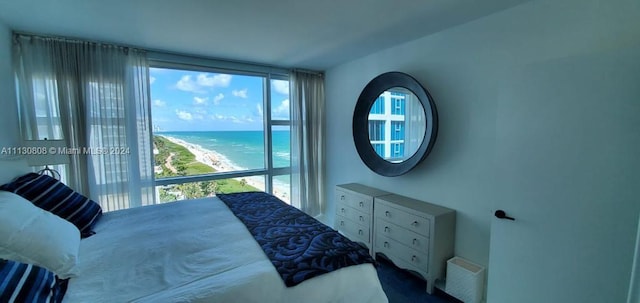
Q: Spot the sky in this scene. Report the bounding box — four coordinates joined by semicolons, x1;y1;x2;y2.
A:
150;67;289;132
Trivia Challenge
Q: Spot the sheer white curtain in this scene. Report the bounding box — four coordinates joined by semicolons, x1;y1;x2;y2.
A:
290;70;325;216
13;34;155;211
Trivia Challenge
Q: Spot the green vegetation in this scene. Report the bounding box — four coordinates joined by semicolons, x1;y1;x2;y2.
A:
153;135;258;202
154;136;214;177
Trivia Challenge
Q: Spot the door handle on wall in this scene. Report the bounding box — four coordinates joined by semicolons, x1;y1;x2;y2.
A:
495;210;515;221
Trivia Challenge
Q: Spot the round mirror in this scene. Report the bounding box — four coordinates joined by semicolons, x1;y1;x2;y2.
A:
353;72;438;176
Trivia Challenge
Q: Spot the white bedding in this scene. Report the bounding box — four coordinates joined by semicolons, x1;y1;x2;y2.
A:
64;197;388;303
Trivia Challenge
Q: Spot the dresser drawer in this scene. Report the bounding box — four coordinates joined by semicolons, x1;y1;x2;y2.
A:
336;190;373;214
375;233;428;273
336;202;370;226
376;218;429;254
336;215;370;244
375;202;430;237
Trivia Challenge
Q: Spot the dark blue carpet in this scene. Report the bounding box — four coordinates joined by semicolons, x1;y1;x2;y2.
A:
375;256;459;303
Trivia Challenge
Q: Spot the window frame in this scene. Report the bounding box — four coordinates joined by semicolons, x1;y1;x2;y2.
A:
147;53;291;201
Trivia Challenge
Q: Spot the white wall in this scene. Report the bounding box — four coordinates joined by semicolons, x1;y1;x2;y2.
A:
325;0;640;300
0;21;18;147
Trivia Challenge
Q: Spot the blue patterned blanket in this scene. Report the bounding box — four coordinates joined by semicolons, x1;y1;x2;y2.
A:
216;192;374;287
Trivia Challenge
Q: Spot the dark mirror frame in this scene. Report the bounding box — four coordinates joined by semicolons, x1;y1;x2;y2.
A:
352;72;438;176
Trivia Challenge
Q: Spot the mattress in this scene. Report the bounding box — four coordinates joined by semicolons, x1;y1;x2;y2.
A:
64;197;388;303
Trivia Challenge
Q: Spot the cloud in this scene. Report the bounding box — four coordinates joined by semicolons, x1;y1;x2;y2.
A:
208;112;259;125
176;73;232;93
273;99;289;119
153;99;166;107
232;89;248;98
210;114;225;120
150;76;156;85
176;110;193;121
194;96;207;105
256;103;263;116
213;93;224;105
176;75;204;93
272;80;289;95
197;73;232;88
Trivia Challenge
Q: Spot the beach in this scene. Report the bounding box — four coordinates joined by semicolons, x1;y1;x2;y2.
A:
160;135;290;203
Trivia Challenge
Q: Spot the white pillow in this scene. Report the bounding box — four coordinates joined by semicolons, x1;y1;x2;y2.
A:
0;191;81;278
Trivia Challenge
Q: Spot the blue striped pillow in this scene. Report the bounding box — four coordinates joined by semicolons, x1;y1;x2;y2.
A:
0;259;67;303
0;173;102;237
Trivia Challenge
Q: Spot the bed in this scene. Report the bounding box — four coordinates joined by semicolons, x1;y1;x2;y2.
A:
65;196;387;303
0;158;388;302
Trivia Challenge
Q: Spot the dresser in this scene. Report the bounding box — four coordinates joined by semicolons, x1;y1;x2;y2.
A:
373;194;455;294
335;183;391;256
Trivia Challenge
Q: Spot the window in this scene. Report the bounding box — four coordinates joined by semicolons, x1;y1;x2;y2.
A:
391;121;404;140
368;120;385;141
13;36;301;213
391;93;405;115
369;96;385;114
391;143;404;159
149;65;291;204
372;143;385;157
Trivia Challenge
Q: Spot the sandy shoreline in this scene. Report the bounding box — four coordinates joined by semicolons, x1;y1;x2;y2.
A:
160;135;290;203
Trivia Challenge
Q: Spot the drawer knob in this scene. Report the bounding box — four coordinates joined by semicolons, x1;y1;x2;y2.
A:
359;215;364;221
413;238;418;245
340;221;344;226
341;208;345;213
359;201;364;207
384;242;390;248
385;211;390;217
358;229;363;235
411;221;419;227
384;226;390;233
340;195;345;200
412;255;417;262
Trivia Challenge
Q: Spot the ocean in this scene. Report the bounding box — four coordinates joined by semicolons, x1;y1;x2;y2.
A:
156;130;291;186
